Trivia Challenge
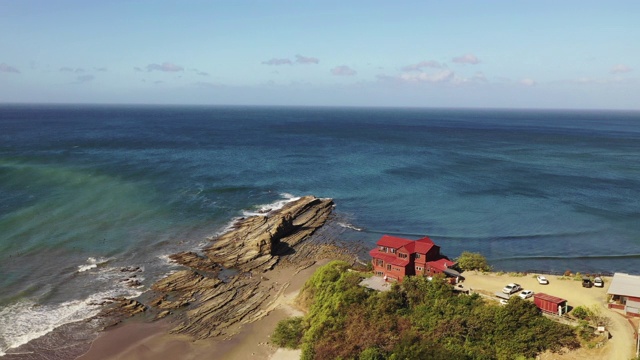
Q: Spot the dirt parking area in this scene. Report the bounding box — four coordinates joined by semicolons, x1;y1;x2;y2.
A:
462;272;637;360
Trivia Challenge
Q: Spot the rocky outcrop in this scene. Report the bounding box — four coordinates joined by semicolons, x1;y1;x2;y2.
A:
205;196;334;272
144;195;334;339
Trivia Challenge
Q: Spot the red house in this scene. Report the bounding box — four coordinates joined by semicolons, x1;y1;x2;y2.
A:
369;235;457;282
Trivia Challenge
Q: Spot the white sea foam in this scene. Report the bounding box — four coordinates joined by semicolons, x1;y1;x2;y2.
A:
0;285;142;356
77;257;110;273
157;254;177;265
241;193;301;217
0;260;145;355
338;222;363;232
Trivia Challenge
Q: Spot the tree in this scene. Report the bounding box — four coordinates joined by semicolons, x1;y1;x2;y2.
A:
456;251;491;272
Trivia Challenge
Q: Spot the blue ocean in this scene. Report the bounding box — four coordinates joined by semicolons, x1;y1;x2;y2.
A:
1;105;639;354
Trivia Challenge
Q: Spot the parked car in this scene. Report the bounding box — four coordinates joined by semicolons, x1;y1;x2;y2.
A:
594;277;604;287
499;299;509;305
519;290;534;299
536;275;549;285
502;283;522;294
582;278;593;288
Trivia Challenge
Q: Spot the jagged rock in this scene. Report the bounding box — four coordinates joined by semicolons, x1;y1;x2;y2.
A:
99;298;147;319
205;196;334;272
169;251;219;272
156;310;171;320
146;195;334;339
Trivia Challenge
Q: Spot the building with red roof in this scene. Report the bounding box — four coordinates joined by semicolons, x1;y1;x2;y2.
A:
369;235;457;282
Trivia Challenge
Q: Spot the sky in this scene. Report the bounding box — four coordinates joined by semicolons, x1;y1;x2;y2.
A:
1;1;639;109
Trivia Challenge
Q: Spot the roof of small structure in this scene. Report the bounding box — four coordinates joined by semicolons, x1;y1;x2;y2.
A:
534;293;567;304
607;273;640;298
427;258;456;271
376;235;412;249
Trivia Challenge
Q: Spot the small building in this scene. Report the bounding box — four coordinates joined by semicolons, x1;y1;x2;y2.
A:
534;293;568;316
607;273;640;316
369;235;457;282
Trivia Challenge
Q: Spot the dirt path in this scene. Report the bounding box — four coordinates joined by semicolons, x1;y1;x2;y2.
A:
463;272;636;360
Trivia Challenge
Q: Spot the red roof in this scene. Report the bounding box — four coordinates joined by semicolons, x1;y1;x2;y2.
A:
369;249;410;266
406;237;436;254
427;258;456;271
534;293;567;304
376;235;412;249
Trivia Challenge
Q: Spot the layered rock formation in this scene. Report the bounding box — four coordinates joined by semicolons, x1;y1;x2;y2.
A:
205;195;334;271
143;195;334;339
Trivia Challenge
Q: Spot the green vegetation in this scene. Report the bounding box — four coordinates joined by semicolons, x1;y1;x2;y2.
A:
272;316;305;349
273;261;580;360
456;251;491;272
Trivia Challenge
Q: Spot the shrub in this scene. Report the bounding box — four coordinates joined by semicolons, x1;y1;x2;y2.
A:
272;317;305;349
572;306;591;320
456;252;491;272
360;347;385;360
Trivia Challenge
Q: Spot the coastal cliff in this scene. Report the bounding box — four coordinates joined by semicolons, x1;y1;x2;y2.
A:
136;195;336;339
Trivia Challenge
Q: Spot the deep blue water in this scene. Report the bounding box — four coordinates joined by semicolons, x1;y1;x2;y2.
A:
1;105;639;354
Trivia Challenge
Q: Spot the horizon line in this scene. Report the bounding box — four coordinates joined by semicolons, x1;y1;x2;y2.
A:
1;102;639;113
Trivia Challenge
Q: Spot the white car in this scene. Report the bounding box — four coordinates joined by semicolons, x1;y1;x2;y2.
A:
502;283;522;294
499;299;509;305
536;275;549;285
519;290;534;299
594;277;604;287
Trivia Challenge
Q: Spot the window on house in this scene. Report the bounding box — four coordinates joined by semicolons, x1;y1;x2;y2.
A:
377;259;384;266
415;253;421;259
386;264;392;271
399;253;407;259
416;266;423;271
379;246;388;252
390;248;396;254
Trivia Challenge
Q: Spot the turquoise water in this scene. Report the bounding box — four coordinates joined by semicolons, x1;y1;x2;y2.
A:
0;105;639;354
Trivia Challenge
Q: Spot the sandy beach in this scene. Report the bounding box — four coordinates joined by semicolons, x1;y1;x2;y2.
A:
78;260;321;360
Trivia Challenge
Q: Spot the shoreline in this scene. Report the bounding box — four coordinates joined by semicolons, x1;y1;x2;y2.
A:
77;260;324;360
76;195;350;360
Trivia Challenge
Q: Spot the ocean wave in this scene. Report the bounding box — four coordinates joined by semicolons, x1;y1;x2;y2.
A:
0;285;143;356
241;193;301;217
337;222;363;232
77;257;110;273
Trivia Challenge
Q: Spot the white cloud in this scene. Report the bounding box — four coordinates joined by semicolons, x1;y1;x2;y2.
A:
402;60;442;71
295;54;319;64
452;54;480;65
610;64;632;74
262;58;292;66
331;66;357;76
146;62;184;72
399;70;455;83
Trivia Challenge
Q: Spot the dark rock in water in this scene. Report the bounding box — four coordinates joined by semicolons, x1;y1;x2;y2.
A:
120;266;141;272
101;297;147;317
